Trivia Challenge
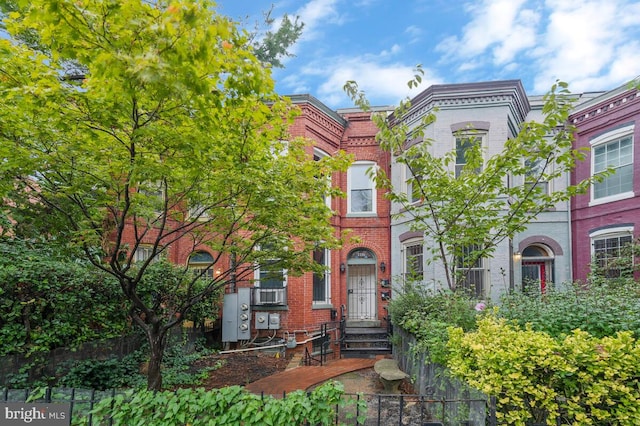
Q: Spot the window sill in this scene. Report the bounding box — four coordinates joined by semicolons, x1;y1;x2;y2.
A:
589;191;635;206
312;303;334;310
346;212;378;218
251;305;289;311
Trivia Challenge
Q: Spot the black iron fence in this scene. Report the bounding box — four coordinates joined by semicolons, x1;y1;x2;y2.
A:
336;393;491;425
1;387;494;425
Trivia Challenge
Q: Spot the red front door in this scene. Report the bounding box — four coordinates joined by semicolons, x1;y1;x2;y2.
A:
522;262;546;293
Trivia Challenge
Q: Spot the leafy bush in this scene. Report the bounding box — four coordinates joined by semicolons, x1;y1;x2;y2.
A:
56;334;217;390
58;355;144;390
388;283;484;364
0;239;131;358
499;281;640;339
80;381;366;426
448;315;640;425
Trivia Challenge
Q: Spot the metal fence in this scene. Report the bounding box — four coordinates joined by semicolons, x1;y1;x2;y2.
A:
336;393;492;426
1;387;494;425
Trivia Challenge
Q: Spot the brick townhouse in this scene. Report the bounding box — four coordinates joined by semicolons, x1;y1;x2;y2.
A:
127;79;639;358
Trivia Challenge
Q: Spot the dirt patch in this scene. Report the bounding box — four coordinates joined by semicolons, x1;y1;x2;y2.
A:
194;352;290;389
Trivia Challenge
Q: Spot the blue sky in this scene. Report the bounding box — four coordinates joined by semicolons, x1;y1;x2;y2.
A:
216;0;640;109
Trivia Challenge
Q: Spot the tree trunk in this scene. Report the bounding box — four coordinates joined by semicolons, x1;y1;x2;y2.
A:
146;327;167;391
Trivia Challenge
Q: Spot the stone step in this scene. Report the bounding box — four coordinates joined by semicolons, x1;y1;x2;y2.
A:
343;338;390;344
341;347;392;358
344;327;388;334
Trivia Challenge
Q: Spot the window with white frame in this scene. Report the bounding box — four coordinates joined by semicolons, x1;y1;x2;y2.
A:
133;245;163;263
591;227;634;278
254;248;287;305
348;161;376;214
187;195;211;220
312;248;330;304
404;240;424;280
405;164;423;204
456;245;485;297
314;148;332;209
455;134;484;178
137;181;165;215
524;156;549;195
592;125;634;202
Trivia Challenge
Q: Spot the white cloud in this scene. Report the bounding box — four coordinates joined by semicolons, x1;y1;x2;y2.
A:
404;25;423;44
436;0;540;66
297;55;442;108
531;0;640;93
295;0;344;41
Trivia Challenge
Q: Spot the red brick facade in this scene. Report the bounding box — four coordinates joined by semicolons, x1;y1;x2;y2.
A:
570;86;640;281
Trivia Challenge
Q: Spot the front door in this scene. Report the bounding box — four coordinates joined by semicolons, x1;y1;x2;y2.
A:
522;262;546;293
347;264;377;320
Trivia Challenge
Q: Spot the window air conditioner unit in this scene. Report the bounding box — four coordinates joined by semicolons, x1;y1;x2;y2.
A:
254;288;285;305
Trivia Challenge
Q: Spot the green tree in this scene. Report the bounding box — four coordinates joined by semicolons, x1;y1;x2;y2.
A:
0;0;349;390
246;5;304;69
345;70;599;292
0;2;303;70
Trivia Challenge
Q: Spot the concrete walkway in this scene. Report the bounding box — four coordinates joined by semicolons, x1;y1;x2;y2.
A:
245;356;382;396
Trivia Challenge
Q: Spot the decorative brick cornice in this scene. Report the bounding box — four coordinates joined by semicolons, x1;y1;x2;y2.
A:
570;90;640;125
299;104;346;140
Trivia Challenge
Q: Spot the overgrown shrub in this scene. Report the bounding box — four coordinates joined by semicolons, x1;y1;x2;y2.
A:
499;281;640;339
56;334;217;390
448;315;640;425
388;283;484;364
58;355;144;390
0;239;131;358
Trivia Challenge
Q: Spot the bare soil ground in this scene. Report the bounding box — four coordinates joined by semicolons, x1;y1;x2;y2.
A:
193;352;290;389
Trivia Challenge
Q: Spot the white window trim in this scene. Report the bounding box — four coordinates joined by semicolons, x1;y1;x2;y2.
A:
454;133;486;178
313;147;332;209
523;156;552;195
404;164;422;204
253;263;288;287
589;226;634;240
403;238;424;280
134;245;163;263
456;245;487;298
589;226;635;275
312;248;331;306
589;124;635;206
347;161;377;215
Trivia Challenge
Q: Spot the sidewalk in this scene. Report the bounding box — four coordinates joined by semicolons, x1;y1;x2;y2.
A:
244;356;383;396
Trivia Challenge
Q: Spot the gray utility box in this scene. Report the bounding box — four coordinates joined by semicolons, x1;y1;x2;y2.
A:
222;287;251;342
255;312;281;330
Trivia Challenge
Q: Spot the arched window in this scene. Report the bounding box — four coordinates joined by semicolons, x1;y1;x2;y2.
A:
188;251;214;278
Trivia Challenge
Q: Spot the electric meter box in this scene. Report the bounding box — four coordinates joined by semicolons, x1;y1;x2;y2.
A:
268;313;280;330
222;288;251;342
255;312;269;330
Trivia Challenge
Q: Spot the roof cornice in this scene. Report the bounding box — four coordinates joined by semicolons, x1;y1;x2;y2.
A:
400;80;531;128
